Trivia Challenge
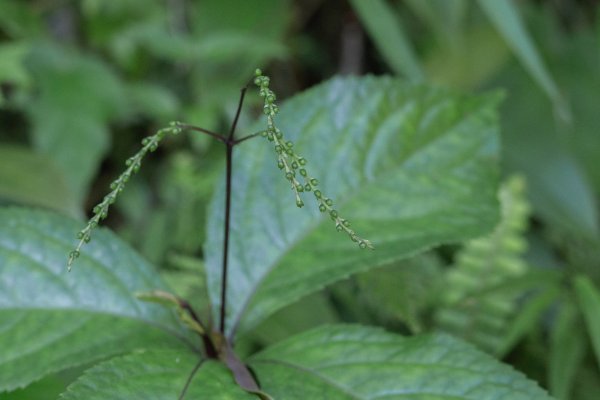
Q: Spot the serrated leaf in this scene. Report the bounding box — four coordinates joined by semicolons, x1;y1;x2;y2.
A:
205;76;501;338
60;348;255;400
250;325;554;399
0;208;192;392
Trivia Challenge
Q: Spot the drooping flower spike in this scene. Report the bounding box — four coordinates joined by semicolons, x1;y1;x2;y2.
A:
253;69;373;250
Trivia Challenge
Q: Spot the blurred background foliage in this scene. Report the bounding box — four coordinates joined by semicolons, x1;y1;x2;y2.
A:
1;0;599;399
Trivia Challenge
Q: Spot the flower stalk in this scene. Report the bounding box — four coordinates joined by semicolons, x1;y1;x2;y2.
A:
253;69;373;249
67;123;183;270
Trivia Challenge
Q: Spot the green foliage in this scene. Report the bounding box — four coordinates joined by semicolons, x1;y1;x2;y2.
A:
61;349;255;400
476;0;568;120
250;325;553;399
574;275;600;370
349;0;424;81
3;70;560;398
206;75;501;338
26;44;127;206
549;300;586;400
356;253;443;333
0;208;192;391
434;176;552;356
5;1;598;395
0;145;77;216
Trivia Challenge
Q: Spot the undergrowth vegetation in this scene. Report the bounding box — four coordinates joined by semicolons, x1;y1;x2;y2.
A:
1;1;599;399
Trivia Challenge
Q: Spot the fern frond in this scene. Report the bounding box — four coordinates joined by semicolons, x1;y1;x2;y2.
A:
434;175;539;356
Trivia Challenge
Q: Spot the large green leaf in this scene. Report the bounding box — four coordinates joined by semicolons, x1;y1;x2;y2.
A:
205;76;501;338
0;208;192;392
60;348;255;400
250;325;554;399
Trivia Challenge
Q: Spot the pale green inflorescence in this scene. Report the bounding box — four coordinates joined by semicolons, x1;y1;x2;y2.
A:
253;69;373;250
67;122;183;270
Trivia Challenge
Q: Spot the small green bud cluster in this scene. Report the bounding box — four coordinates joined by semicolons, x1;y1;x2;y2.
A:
254;69;373;250
68;122;183;270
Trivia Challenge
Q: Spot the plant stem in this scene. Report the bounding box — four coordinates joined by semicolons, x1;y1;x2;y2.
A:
220;143;233;334
176;123;226;143
219;86;248;334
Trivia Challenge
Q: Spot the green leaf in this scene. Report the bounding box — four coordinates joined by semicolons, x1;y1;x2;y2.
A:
498;68;598;239
124;82;180;120
0;145;78;216
3;373;69;400
491;9;599;239
0;1;42;38
60;349;255;400
356;252;442;333
250;325;554;399
0;41;31;88
548;300;586;400
404;0;467;39
25;44;126;206
349;0;424;81
477;0;569;121
206;76;502;338
0;208;192;392
574;275;600;369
